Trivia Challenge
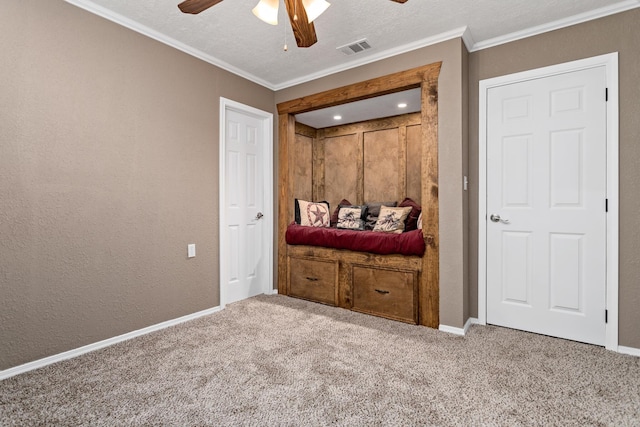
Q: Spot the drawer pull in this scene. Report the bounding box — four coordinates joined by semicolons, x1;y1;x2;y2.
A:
375;289;390;294
306;277;319;282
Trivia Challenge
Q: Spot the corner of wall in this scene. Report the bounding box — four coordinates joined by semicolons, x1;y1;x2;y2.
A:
461;40;471;325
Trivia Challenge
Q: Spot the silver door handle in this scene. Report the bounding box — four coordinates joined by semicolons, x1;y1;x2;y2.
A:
490;214;510;224
255;212;264;220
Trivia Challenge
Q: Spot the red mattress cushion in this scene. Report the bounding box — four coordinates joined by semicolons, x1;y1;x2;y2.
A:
285;223;425;256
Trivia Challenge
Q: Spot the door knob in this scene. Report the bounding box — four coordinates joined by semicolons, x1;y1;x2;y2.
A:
490;214;510;224
255;212;264;220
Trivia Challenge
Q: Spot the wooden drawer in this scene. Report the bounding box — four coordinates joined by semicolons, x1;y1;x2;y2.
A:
351;265;418;324
289;257;338;306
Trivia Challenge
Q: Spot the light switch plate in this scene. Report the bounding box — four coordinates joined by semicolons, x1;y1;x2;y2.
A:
188;244;196;258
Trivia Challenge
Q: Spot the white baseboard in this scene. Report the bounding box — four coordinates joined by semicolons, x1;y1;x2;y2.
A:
268;288;279;295
440;321;639;357
0;305;221;381
3;305;635;381
439;317;479;336
618;345;640;357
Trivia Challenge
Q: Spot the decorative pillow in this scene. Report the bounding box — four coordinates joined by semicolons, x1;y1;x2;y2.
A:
365;201;397;230
373;206;412;234
337;205;368;231
417;212;423;230
365;201;397;218
398;197;422;231
295;199;330;227
330;199;352;226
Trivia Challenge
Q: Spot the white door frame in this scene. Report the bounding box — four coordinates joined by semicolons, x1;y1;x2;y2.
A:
219;97;274;309
478;53;619;351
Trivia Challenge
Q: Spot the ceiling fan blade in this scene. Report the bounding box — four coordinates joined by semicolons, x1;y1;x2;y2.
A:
178;0;223;14
284;0;318;48
390;0;409;3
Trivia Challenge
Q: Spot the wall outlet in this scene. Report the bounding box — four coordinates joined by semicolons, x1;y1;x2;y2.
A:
187;244;196;258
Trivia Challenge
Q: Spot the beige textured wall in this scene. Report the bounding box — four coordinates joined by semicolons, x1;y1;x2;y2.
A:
276;38;469;328
468;9;640;347
0;0;274;370
461;43;470;322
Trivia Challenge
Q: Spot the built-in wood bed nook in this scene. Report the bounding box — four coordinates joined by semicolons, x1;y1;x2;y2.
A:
277;62;441;328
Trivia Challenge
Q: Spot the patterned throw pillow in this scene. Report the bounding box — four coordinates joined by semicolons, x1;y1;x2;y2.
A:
373;206;412;234
330;199;352;226
365;201;397;218
337;205;367;231
295;199;331;227
365;201;397;230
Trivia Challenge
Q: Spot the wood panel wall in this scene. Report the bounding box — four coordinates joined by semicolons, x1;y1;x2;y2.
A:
291;113;422;212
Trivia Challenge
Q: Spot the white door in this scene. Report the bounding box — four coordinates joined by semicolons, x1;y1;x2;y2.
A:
486;66;607;345
221;100;273;306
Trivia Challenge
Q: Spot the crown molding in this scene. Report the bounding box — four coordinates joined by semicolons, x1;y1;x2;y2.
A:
460;27;476;53
64;0;275;89
65;0;640;90
272;27;469;90
469;0;640;52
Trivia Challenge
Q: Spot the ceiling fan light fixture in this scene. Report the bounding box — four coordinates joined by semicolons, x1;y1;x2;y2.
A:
252;0;279;25
301;0;330;23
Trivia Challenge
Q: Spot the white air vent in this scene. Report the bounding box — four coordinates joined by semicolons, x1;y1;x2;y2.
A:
337;39;372;56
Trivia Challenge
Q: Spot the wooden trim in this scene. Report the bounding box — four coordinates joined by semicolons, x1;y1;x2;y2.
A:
339;257;352;309
295;121;317;139
278;113;296;294
287;245;422;269
277;63;442;115
321;113;421;138
420;75;440;328
356;132;365;204
398;125;407;202
286;255;291;295
312;135;325;201
288;123;297;207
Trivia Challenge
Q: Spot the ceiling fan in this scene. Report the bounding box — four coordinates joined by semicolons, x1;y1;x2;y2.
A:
177;0;409;48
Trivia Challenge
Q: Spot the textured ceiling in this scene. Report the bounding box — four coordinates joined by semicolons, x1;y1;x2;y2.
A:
66;0;639;90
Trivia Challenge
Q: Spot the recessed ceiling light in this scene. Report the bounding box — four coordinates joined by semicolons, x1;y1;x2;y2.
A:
333;115;342;120
398;103;408;108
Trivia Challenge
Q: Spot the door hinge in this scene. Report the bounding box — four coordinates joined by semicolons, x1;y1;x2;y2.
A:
605;309;608;323
605;198;609;212
605;88;608;102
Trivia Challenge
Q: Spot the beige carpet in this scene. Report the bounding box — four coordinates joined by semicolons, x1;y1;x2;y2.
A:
1;294;639;426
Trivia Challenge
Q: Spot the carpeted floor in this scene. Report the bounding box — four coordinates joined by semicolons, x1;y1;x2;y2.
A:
1;294;639;426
